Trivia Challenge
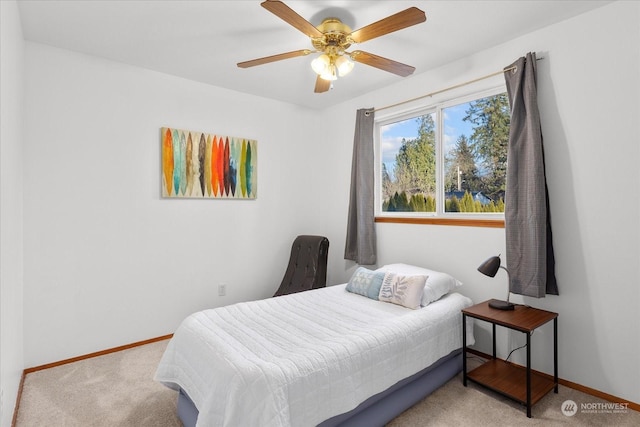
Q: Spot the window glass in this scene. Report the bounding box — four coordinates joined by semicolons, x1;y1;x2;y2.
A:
380;113;437;213
443;93;509;213
377;89;509;218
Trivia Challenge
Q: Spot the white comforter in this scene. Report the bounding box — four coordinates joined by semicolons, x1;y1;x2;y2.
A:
155;284;474;427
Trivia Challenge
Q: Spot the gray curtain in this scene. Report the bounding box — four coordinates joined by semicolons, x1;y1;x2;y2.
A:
504;52;558;298
344;108;376;265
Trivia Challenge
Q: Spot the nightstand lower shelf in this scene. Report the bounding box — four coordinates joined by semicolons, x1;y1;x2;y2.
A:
467;359;556;406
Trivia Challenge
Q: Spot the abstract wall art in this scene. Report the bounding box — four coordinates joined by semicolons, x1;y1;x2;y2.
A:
161;127;257;199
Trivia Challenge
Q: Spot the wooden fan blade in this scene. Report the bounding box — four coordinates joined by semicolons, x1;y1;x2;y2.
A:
261;0;323;38
237;49;311;68
350;51;415;77
314;75;331;93
350;7;426;44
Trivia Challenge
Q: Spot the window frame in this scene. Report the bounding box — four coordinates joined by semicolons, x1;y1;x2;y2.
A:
374;85;508;225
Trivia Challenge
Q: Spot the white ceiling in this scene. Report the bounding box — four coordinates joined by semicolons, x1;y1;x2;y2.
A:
17;0;611;110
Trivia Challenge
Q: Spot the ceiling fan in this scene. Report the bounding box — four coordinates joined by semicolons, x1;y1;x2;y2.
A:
237;0;427;93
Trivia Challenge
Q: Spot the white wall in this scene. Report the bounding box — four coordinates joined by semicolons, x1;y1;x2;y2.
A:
320;1;639;405
22;43;330;367
15;0;640;412
0;1;25;425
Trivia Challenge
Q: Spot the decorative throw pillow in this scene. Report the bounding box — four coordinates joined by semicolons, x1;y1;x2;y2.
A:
378;272;427;310
376;263;462;307
345;267;386;300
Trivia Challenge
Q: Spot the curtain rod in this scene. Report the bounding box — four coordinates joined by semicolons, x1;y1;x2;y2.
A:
368;57;543;115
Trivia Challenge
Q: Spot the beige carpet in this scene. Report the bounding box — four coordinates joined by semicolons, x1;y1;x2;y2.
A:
16;340;181;427
16;340;640;426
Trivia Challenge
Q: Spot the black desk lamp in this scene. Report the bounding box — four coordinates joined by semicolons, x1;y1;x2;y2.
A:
477;255;515;310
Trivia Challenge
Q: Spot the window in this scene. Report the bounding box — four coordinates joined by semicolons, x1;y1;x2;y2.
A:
375;87;510;222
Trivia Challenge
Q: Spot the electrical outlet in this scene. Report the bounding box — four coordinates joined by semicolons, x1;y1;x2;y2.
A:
218;284;226;296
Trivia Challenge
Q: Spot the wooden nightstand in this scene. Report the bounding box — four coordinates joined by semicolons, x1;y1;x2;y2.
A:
462;299;558;418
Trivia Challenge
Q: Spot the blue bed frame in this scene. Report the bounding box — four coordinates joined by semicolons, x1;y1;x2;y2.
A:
177;349;462;427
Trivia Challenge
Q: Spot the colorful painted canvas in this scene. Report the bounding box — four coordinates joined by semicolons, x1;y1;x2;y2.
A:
161;127;257;199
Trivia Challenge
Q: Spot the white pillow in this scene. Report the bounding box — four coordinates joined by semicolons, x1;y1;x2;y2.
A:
378;272;427;310
376;263;462;307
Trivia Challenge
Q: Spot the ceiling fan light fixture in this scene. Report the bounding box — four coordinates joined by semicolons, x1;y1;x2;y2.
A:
335;55;354;76
320;64;337;81
311;54;331;75
240;1;427;93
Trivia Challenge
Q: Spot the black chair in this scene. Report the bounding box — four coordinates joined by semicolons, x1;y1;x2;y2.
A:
273;235;329;297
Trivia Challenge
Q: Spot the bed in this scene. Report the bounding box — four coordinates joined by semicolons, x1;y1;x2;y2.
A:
155;264;474;427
